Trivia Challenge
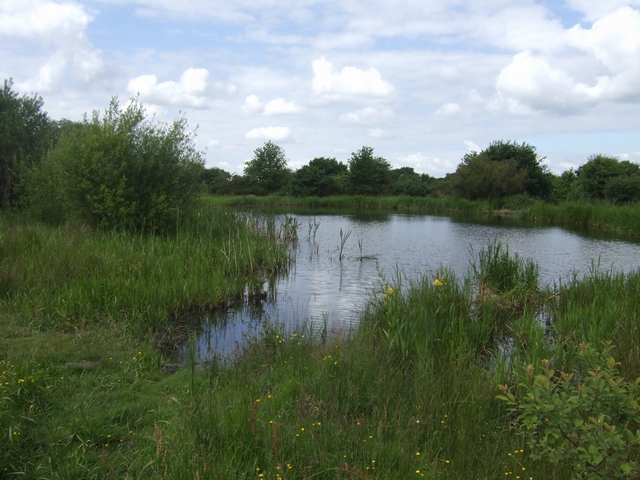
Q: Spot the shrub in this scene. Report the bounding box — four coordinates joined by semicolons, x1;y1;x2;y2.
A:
498;343;640;479
24;97;204;233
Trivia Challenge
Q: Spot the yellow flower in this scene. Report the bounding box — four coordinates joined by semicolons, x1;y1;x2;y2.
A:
386;287;394;295
433;278;443;287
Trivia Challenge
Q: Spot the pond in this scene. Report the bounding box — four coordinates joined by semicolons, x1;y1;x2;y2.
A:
187;209;640;363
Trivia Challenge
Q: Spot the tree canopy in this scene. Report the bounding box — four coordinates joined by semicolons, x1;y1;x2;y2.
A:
450;140;552;200
348;146;391;195
572;154;640;203
0;79;54;209
291;157;347;197
243;141;290;195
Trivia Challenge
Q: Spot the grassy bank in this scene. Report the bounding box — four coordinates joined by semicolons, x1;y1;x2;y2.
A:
2;204;639;477
206;194;504;215
207;195;640;236
520;201;640;236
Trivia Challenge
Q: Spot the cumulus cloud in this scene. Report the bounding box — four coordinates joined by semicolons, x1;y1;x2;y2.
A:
242;94;262;114
494;7;640;114
311;57;394;100
127;68;214;108
435;103;463;118
245;126;291;141
1;0;106;92
263;98;300;115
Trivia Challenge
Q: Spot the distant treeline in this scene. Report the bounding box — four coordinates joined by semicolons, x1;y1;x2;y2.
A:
3;78;640;234
205;141;640;206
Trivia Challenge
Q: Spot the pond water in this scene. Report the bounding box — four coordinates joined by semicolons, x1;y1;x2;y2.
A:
188;209;640;363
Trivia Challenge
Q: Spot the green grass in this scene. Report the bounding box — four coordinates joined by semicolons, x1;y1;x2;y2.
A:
208;194;640;236
206;194;501;215
521;200;640;236
1;203;639;478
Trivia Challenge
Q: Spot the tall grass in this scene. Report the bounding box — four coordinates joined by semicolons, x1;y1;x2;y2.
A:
210;195;640;235
0;202;289;334
207;194;500;214
521;201;640;236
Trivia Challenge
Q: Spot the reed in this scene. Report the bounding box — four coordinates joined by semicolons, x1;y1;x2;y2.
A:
521;200;640;236
0;202;289;334
205;194;499;214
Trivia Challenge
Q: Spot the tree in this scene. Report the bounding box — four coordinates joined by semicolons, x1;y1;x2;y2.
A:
450;153;526;200
348;146;391;195
0;79;54;209
24;97;204;233
573;154;639;201
471;140;552;198
243;141;290;194
291;157;347;197
389;167;429;196
200;166;231;194
551;169;577;202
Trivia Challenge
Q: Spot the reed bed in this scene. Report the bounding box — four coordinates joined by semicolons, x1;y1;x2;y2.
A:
210;195;640;236
0;203;289;334
521;201;640;236
207;194;498;214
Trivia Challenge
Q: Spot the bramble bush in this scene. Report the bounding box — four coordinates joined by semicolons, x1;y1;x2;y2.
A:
498;342;640;479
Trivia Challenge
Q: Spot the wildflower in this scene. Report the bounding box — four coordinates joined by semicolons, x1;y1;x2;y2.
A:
433;278;443;287
386;287;394;295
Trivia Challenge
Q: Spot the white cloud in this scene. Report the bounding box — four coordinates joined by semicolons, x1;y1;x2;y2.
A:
494;8;640;114
208;139;221;147
464;140;480;152
242;95;262;114
263;98;300;115
245;126;291;141
565;0;640;22
435;103;463;118
369;128;387;138
395;153;458;177
494;51;592;114
1;0;106;92
127;68;213;108
437;66;461;82
339;107;393;124
311;57;394;100
567;7;640;72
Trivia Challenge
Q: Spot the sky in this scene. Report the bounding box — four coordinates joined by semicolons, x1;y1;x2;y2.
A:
2;0;640;177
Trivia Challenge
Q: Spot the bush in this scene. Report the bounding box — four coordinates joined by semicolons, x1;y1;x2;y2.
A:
24;97;204;233
498;343;640;479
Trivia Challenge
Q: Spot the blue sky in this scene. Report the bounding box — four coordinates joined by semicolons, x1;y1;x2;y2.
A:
2;0;640;176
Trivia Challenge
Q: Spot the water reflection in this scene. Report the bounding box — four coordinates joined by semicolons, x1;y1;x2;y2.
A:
186;211;640;363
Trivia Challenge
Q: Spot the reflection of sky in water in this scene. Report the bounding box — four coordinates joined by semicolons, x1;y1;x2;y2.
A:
190;212;640;363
